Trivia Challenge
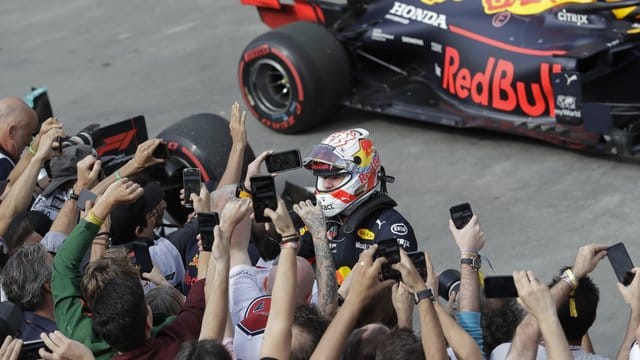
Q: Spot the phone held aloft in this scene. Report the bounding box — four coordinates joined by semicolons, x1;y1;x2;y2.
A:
183;168;202;209
250;175;277;223
607;242;635;286
449;202;473;229
198;212;219;252
484;276;518;298
265;149;302;173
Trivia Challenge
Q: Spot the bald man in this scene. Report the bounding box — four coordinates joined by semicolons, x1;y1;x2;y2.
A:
0;97;38;180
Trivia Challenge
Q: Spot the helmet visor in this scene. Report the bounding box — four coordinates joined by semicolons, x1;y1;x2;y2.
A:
303;144;351;175
316;173;352;192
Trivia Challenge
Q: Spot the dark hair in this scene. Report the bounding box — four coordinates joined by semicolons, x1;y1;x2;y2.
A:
5;212;37;254
375;328;424;360
92;277;148;352
343;323;391;360
176;340;232;360
550;266;599;343
481;298;525;355
291;304;328;360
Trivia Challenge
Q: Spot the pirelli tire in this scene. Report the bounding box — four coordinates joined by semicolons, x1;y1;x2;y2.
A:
157;113;254;223
239;21;352;134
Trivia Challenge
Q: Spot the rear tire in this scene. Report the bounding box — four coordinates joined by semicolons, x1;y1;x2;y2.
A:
238;21;351;134
157;113;254;222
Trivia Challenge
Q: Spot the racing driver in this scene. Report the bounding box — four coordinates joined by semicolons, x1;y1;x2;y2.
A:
300;128;417;279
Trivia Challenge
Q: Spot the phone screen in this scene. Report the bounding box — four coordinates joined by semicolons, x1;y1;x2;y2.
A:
376;238;401;281
265;149;302;173
408;251;428;281
484;276;518;298
19;339;48;360
608;242;635;286
198;212;219;251
183;168;202;209
130;242;153;277
152;141;169;159
250;175;277;223
450;203;473;229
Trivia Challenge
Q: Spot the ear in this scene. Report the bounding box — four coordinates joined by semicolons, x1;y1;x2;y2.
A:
8;125;16;139
43;281;52;293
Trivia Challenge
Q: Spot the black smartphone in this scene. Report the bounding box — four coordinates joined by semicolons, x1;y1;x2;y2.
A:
265;149;302;173
608;242;635;286
408;251;428;281
250;175;277;223
183;168;202;209
131;242;153;277
19;339;48;360
76;189;98;210
198;212;219;251
450;202;473;229
484;276;518;298
376;238;401;281
152;141;169;159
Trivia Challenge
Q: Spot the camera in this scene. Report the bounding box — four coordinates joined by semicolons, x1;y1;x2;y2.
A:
59;123;100;149
438;269;461;301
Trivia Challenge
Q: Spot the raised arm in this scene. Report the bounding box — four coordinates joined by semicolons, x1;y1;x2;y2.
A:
513;270;571;360
90;138;163;195
217;101;247;188
294;200;338;319
617;268;640;360
0;128;63;235
311;245;395;360
434;302;483;360
260;198;299;360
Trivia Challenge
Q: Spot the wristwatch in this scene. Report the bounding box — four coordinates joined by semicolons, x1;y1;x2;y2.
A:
413;288;435;304
461;254;482;271
67;188;80;201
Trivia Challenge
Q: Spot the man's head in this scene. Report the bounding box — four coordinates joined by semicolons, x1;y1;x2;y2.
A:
81;248;139;310
109;177;165;244
303;128;380;217
290;304;328;360
176;340;232;360
0;97;37;159
550;266;600;343
266;256;315;305
146;285;184;325
375;328;424;360
1;243;52;311
92;276;151;353
4;211;51;254
344;323;391;360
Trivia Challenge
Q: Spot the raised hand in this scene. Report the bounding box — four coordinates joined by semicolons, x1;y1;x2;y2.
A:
347;245;395;304
293;200;325;239
513;270;556;320
39;331;95;360
191;184;211;214
75;155;101;191
263;197;296;237
243;150;274;190
230;101;247;147
618;268;640;312
100;178;144;209
448;215;485;253
571;243;608;279
31;117;63;151
34;127;65;161
130;138;165;171
220;198;252;233
393;249;427;292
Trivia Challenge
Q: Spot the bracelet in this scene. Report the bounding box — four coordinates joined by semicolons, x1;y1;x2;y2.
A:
280;233;300;244
97;232;111;238
337;293;345;306
92;240;110;247
561;269;579;289
460;251;478;258
114;170;122;180
28;142;37;155
280;241;299;250
86;210;105;226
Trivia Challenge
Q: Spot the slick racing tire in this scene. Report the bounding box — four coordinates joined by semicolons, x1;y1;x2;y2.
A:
239;21;351;134
157;113;254;223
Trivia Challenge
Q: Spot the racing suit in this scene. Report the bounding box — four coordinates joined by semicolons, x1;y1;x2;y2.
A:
299;191;417;280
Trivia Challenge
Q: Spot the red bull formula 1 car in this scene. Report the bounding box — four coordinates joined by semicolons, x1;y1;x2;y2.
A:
238;0;640;157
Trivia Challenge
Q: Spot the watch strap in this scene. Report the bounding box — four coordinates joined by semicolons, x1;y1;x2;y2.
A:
413;288;435;304
68;189;80;201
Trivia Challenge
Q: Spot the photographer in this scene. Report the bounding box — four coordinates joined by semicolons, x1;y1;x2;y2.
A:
0;97;38;181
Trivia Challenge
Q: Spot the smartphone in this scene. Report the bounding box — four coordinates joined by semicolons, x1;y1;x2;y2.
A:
484;276;518;298
608;242;635;286
76;189;98;210
198;212;219;251
408;251;428;281
152;141;169;159
183;168;202;209
131;242;153;277
376;238;401;281
19;339;48;360
450;203;473;229
250;175;277;223
265;149;302;173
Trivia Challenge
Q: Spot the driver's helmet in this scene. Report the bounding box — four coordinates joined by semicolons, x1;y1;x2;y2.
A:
303;128;380;217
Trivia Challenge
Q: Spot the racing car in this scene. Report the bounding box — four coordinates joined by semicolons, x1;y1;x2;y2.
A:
238;0;640;157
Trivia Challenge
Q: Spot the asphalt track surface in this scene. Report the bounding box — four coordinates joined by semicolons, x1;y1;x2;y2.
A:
2;1;640;357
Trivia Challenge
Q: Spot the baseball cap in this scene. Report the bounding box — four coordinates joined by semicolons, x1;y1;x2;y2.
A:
41;144;95;197
109;180;164;245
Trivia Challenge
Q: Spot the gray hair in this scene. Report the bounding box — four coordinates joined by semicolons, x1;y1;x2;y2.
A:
145;285;184;317
1;243;52;311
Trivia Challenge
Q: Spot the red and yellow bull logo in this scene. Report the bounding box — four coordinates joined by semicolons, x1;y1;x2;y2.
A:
481;0;595;15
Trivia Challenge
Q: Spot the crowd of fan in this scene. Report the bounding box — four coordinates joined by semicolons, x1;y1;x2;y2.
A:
0;95;637;360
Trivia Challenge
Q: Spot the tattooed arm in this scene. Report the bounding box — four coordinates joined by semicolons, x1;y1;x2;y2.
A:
294;200;338;319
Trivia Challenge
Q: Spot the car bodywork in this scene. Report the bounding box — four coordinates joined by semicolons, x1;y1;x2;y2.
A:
240;0;640;157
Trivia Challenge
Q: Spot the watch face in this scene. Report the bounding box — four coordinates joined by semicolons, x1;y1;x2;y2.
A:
473;256;482;269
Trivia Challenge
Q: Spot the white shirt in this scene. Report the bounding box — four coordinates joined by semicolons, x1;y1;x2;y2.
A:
491;343;610;360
